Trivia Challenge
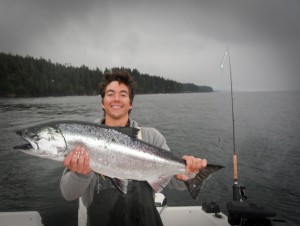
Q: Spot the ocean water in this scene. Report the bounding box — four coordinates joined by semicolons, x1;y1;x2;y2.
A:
0;91;299;226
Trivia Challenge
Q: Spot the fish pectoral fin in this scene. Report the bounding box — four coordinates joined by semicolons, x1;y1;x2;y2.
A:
113;178;128;194
148;175;171;193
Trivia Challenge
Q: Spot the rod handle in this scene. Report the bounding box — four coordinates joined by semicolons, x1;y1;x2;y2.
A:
233;153;238;181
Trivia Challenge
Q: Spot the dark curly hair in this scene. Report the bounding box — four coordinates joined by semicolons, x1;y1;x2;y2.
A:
100;69;136;114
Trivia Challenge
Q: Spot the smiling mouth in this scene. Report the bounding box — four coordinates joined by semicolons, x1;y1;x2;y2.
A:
111;105;123;109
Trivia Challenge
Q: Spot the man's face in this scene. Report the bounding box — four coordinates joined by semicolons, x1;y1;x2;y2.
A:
102;81;132;120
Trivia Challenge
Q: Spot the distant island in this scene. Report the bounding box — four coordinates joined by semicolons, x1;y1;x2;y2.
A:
0;52;213;97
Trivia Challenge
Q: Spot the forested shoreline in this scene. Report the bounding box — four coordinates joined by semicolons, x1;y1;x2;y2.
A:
0;52;213;97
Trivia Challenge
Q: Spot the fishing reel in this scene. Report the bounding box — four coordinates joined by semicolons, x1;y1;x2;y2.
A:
227;185;277;226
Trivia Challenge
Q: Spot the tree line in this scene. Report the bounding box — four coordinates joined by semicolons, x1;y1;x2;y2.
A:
0;52;213;97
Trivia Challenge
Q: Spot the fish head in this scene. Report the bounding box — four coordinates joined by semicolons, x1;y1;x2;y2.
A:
14;123;67;161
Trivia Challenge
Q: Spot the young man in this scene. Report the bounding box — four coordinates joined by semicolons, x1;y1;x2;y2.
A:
60;70;207;226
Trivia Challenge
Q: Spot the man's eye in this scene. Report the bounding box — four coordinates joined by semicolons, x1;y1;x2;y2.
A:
120;92;128;97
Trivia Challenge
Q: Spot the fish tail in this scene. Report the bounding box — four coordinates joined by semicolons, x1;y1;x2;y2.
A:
184;164;224;200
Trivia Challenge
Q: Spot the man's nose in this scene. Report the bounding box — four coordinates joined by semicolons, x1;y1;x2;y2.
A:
113;94;120;101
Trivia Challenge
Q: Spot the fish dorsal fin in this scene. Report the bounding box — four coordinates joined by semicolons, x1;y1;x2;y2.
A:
112;127;140;139
113;178;129;194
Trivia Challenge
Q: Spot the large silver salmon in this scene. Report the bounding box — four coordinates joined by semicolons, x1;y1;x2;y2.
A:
14;120;223;200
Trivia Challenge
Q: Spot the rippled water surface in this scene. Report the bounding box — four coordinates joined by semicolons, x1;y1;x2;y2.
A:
0;91;299;226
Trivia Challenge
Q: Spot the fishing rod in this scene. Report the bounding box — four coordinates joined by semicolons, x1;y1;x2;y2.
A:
220;46;278;226
220;46;242;201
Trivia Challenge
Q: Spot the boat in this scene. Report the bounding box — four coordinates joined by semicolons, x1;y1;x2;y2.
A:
77;193;230;226
0;193;230;226
0;188;280;226
0;190;279;226
0;211;43;226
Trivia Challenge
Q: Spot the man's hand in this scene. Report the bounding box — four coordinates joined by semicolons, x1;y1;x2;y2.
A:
64;145;92;174
176;155;207;181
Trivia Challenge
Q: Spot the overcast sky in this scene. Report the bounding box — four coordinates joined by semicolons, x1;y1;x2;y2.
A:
1;0;299;91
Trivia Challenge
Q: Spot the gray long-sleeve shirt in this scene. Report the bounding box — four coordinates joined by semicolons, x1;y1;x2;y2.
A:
60;118;186;207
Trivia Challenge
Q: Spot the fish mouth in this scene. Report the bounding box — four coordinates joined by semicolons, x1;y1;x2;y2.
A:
13;140;45;159
13;142;33;150
14;131;39;151
14;137;38;150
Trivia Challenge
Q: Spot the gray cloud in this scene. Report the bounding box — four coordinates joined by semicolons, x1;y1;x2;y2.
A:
1;0;299;91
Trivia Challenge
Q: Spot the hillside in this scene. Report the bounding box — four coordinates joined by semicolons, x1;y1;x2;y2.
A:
0;52;213;97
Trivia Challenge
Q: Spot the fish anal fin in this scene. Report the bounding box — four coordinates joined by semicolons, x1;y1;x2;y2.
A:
148;175;171;193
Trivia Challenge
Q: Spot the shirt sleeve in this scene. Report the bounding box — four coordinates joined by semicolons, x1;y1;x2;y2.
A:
60;168;96;202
